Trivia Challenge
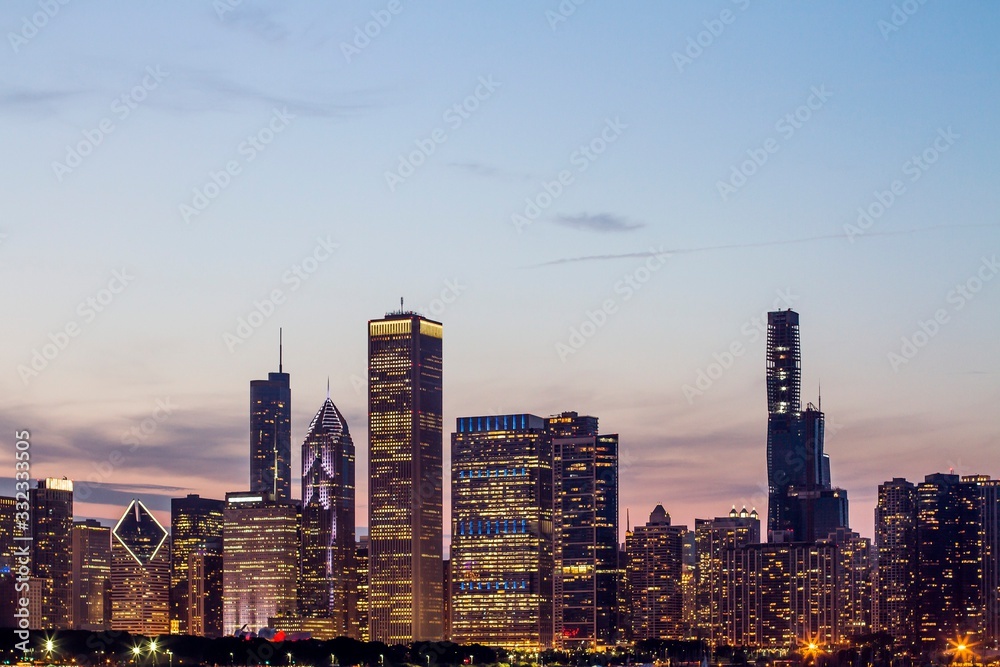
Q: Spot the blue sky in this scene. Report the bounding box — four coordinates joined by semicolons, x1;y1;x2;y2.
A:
1;1;998;541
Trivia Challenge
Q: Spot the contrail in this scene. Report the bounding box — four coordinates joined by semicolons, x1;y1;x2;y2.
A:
528;223;1000;267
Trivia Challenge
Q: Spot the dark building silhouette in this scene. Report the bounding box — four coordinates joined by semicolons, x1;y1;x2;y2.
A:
367;311;443;643
300;390;356;638
874;478;918;650
549;412;618;650
250;334;292;502
765;310;848;542
170;494;224;635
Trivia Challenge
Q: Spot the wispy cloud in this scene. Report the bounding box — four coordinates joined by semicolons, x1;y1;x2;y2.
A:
551;212;644;233
531;223;1000;267
218;5;291;43
449;161;534;182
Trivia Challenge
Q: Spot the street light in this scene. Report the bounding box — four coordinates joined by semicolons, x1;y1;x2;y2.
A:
132;646;143;665
166;650;173;667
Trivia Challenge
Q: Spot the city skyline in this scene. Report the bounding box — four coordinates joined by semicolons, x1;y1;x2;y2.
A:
2;2;999;549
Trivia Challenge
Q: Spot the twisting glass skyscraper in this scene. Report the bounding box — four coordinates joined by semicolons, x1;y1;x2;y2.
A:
250;335;291;502
301;388;356;637
368;310;443;643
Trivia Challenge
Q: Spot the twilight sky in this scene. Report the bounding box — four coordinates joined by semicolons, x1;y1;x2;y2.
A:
1;1;999;543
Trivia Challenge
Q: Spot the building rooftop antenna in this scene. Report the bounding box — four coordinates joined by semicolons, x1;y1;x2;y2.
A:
279;328;283;373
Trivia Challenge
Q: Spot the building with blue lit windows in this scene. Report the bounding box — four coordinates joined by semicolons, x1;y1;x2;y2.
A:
450;413;554;650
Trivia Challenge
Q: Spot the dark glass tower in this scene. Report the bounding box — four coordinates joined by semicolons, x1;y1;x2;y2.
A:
170;494;224;634
368;311;443;643
250;334;291;502
549;412;619;650
765;310;847;541
301;389;356;637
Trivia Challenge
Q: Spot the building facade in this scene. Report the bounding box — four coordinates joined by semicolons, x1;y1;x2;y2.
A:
301;393;356;637
874;478;917;649
450;414;554;650
250;340;292;502
367;312;443;643
170;494;224;634
110;499;170;635
550;413;618;650
31;478;74;629
72;519;111;630
222;491;300;636
626;505;685;640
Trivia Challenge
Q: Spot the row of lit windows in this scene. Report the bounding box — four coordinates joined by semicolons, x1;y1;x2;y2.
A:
456;467;528;479
457;519;529;535
458;580;529;591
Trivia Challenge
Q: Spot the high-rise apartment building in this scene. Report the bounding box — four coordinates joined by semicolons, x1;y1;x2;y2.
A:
187;551;223;637
72;519;111;630
694;507;761;646
31;478;74;629
110;499;170;635
301;392;356;637
549;412;618;650
626;505;685;640
450;414;554;650
250;337;292;502
170;494;224;634
222;491;300;636
356;536;369;643
367;311;443;643
874;478;917;650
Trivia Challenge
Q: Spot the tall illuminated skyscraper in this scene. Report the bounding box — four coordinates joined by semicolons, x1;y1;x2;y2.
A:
874;478;917;650
222;491;300;635
301;390;356;637
694;507;760;646
549;412;619;650
250;333;292;502
626;505;685;640
110;499;170;635
170;494;224;634
367;310;443;643
31;478;74;629
72;519;111;630
451;414;554;650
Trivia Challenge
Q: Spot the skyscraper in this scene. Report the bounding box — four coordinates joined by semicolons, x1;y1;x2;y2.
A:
110;499;170;635
765;311;847;541
356;536;370;643
367;310;443;643
187;551;223;637
549;412;619;650
450;414;554;650
170;494;224;634
72;519;111;630
626;505;685;640
300;390;356;637
31;478;74;629
916;473;984;653
874;478;917;650
222;491;300;636
250;334;292;502
694;507;761;646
